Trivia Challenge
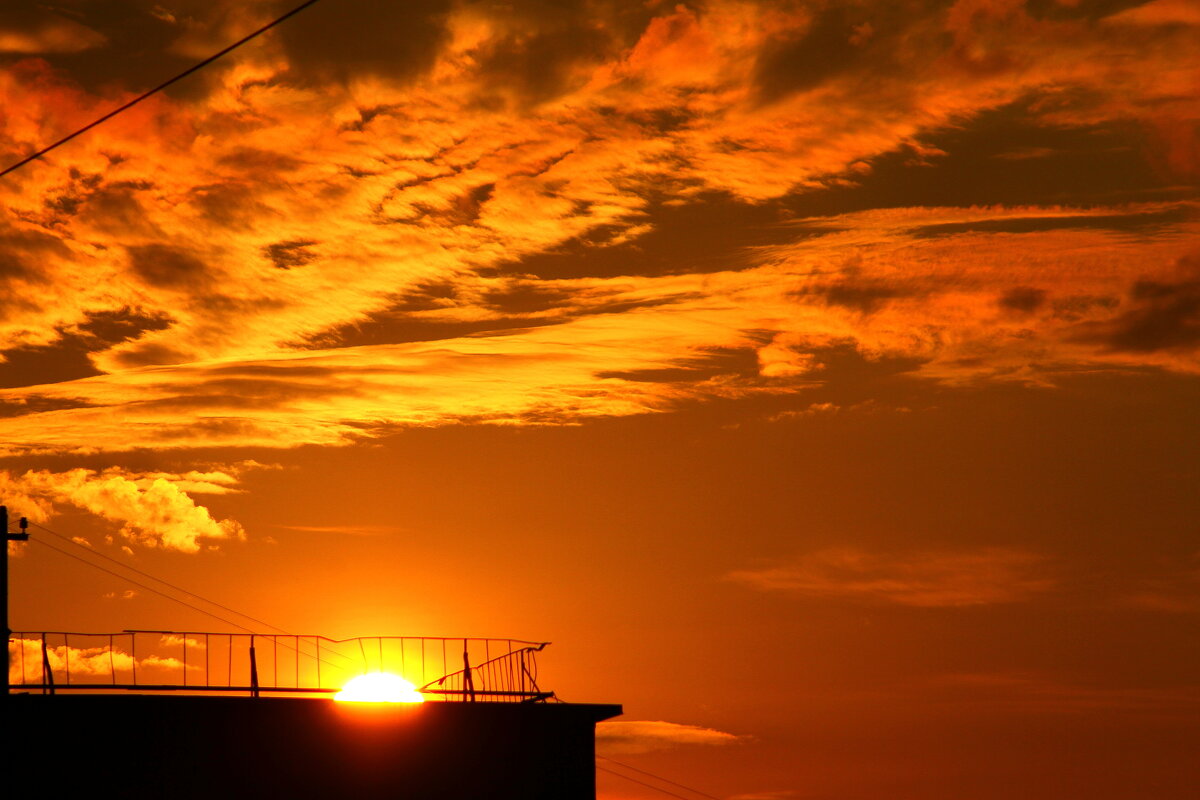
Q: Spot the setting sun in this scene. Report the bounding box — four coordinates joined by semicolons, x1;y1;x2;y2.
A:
334;673;425;704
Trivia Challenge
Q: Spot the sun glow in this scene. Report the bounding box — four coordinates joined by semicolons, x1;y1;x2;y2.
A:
334;672;425;703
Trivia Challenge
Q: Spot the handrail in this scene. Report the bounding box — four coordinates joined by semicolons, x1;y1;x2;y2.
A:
8;630;553;702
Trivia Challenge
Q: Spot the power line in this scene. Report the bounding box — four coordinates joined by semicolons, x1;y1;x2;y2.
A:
30;521;289;634
28;536;256;633
598;755;724;800
23;531;354;673
596;765;703;800
0;0;322;179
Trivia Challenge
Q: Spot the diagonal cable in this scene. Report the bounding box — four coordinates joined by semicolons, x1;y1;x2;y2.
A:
596;765;701;800
0;0;322;179
597;756;724;800
28;535;256;632
31;521;289;633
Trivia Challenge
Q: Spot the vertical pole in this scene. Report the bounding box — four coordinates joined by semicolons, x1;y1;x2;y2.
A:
249;634;259;697
463;640;475;702
2;505;9;698
2;506;30;698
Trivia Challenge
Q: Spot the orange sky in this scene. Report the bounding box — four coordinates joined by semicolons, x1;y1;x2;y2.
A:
2;1;1198;797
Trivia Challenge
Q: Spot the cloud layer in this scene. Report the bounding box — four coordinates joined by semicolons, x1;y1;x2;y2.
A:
0;0;1195;453
728;547;1057;606
595;719;742;755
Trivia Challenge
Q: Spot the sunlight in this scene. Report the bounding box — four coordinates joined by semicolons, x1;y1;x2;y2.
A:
334;672;425;703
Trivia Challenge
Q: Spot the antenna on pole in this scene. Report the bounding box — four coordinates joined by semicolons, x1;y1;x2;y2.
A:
3;506;31;698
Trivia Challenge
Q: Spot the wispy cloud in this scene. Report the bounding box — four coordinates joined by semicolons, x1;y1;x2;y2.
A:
1116;552;1200;613
727;547;1057;607
926;672;1200;716
595;720;742;756
0;2;1196;454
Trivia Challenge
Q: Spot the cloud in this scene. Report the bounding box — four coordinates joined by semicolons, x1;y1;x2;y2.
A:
727;547;1057;607
0;2;1196;453
0;10;106;54
1116;552;1200;613
8;637;183;684
595;720;742;756
1071;251;1200;353
926;672;1200;716
0;467;247;552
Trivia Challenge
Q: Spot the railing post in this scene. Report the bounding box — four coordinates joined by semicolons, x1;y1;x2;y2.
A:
250;635;260;697
40;634;54;695
463;640;475;702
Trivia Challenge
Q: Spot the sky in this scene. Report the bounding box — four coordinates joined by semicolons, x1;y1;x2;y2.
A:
1;0;1198;797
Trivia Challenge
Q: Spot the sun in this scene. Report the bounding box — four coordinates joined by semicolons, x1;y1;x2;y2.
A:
334;672;425;703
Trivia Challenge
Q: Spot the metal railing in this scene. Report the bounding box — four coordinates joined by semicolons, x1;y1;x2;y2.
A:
7;631;553;702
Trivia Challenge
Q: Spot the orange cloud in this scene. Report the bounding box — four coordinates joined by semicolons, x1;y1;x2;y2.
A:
926;672;1200;716
728;547;1057;606
0;2;1195;455
0;467;246;552
596;720;742;756
8;637;184;684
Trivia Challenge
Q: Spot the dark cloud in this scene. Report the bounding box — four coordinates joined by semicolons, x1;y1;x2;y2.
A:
109;340;192;368
78;182;163;236
303;315;562;350
274;0;452;86
998;287;1047;314
465;0;656;107
597;341;766;384
263;239;318;270
472;24;611;108
127;243;210;289
217;148;304;175
387;282;459;312
0;1;220;97
811;279;913;314
0;225;72;282
909;207;1195;238
0;308;170;388
299;291;697;350
1024;0;1150;22
481;283;575;314
1075;257;1200;353
188;183;274;230
793;339;927;383
1050;294;1118;322
0;395;95;418
782;97;1193;214
501;190;838;280
137;377;356;409
754;3;876;104
389;183;496;227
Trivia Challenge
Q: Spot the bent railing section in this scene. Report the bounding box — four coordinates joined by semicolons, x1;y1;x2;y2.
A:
7;631;552;702
422;642;550;702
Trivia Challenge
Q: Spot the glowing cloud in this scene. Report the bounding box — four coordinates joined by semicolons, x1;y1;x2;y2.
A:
595;720;742;755
0;467;245;552
728;547;1057;607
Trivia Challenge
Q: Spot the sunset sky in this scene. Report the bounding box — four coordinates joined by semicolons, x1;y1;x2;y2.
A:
2;0;1198;797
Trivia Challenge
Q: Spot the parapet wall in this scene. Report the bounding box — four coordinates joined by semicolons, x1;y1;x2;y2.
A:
6;695;621;799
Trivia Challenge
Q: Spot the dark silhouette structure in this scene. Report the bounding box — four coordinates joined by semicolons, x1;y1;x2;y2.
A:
8;694;621;798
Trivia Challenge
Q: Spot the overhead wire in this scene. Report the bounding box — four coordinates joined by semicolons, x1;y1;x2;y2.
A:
597;755;724;800
595;765;702;800
22;521;356;672
28;536;256;633
30;521;289;634
0;0;323;179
